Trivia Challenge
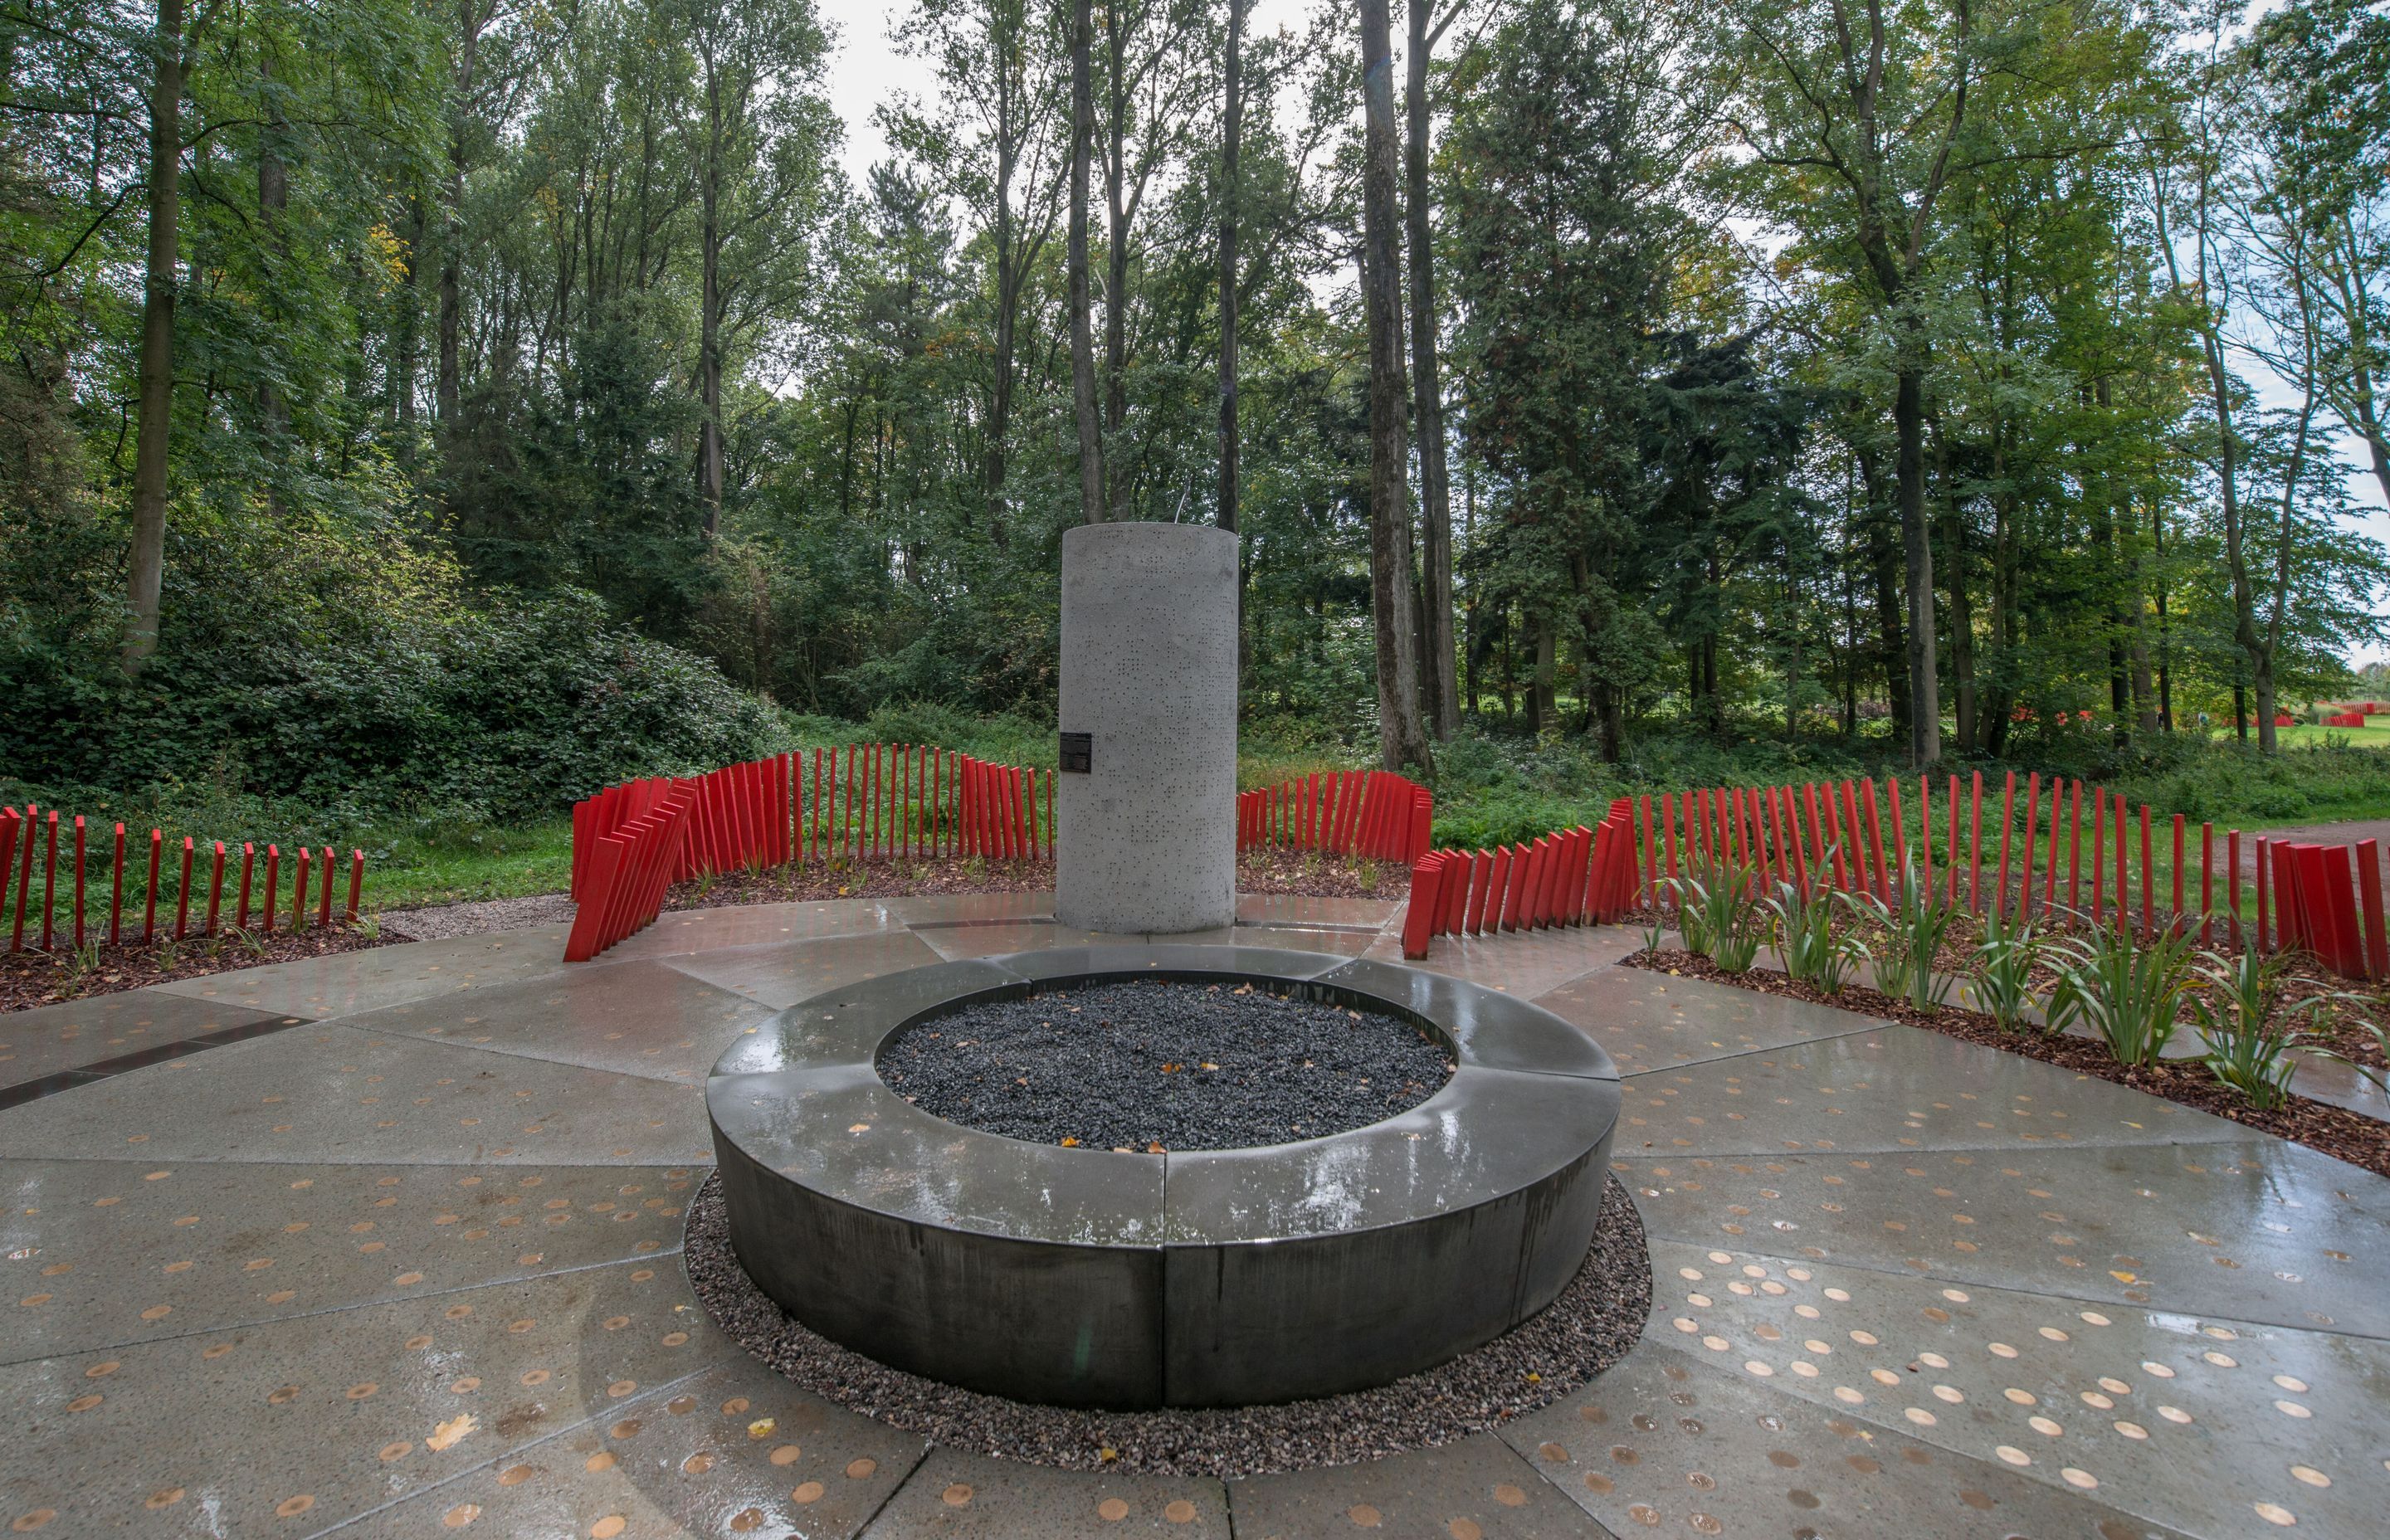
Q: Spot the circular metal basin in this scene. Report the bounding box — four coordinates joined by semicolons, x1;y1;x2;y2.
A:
705;944;1622;1409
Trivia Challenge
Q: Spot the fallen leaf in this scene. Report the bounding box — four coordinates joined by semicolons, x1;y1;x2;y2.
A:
1060;1137;1080;1148
748;1417;776;1439
427;1413;477;1451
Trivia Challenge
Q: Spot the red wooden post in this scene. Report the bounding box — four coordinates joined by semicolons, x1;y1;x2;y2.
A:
1459;849;1489;934
2114;794;2129;935
261;844;279;936
110;821;125;945
237;843;255;930
1401;858;1444;960
1991;772;2014;918
1968;770;1985;912
2255;836;2271;953
2198;824;2214;943
2169;814;2185;933
6;803;31;952
318;847;334;927
2043;780;2062;914
71;815;85;949
1944;775;1959;907
1885;777;1907;889
144;828;162;942
1636;794;1655;904
2012;775;2036;919
1443;850;1473;933
1501;842;1534;931
174;836;194;940
1838;781;1864;891
1820;786;1849;889
1659;793;1678;906
2066;782;2084;924
2358;841;2389;979
0;808;16;953
1861;778;1888;900
1919;777;1935;898
2139;805;2153;937
2227;831;2243;946
205;841;226;934
1802;783;1828;880
291;844;310;933
2089;792;2105;928
348;849;365;921
39;810;57;950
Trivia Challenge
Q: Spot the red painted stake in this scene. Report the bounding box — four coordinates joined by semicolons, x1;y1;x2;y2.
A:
318;847;334;927
2358;841;2388;979
206;841;226;934
2171;815;2185;933
294;845;311;932
2043;780;2062;915
173;837;194;940
71;815;85;949
261;845;279;936
1918;777;1934;898
1862;778;1889;900
7;802;33;952
1886;777;1907;889
110;821;125;945
144;828;162;942
1968;771;1985;912
2011;774;2034;919
1944;774;1959;908
0;809;17;953
2256;838;2272;953
2140;806;2154;938
40;811;57;950
237;843;255;931
2066;782;2083;924
2090;792;2105;928
2199;824;2214;943
2227;831;2243;946
2114;795;2129;935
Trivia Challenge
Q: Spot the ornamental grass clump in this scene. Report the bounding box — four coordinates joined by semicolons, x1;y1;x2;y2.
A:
2046;920;2201;1069
1866;857;1956;1011
1762;875;1867;995
1668;856;1763;973
2190;949;2349;1110
1969;908;2048;1031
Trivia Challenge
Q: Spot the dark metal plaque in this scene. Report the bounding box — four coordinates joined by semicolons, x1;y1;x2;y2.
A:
1059;732;1092;774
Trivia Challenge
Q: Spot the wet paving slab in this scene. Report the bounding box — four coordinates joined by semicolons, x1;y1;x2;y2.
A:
1616;1138;2390;1339
343;1360;928;1540
1641;1238;2390;1539
3;896;2383;1538
1616;1025;2251;1157
0;1023;709;1168
0;992;296;1090
1;1158;697;1365
1534;967;1887;1075
861;1448;1228;1538
600;903;907;961
335;962;773;1085
657;931;949;1011
152;926;575;1018
0;1256;732;1539
1227;1432;1607;1539
1499;1339;2196;1539
1363;926;1646;1001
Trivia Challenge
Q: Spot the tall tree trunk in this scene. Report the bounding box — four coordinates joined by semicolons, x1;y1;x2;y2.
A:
1405;0;1457;738
395;195;422;461
983;59;1018;549
2151;500;2173;730
1069;0;1104;524
1893;344;1939;768
1857;444;1909;744
2337;213;2390;504
696;57;725;535
440;3;487;431
124;0;184;674
1216;0;1241;533
1358;0;1432;776
1933;421;1973;751
1101;0;1129;517
258;54;288;522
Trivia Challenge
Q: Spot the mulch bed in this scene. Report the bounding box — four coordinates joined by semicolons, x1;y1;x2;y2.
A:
0;923;391;1014
1625;946;2390;1182
1232;846;1410;899
661;849;1408;909
878;978;1451;1152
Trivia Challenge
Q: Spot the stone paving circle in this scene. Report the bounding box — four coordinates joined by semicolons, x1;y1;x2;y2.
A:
0;891;2383;1539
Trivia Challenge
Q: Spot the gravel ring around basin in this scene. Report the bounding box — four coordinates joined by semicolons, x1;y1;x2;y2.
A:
875;977;1456;1152
683;1168;1653;1478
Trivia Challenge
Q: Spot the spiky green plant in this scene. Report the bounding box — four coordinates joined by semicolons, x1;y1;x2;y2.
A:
1763;879;1867;994
2191;949;2348;1110
1865;856;1957;1011
1969;908;2048;1031
2046;921;2202;1069
1667;856;1763;973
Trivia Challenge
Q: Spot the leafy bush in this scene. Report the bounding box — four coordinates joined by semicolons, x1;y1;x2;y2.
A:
1670;856;1763;972
1866;856;1958;1011
1763;875;1867;993
1968;908;2049;1031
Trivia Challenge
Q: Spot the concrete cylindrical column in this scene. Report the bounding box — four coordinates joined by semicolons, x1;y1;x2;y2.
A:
1056;523;1237;934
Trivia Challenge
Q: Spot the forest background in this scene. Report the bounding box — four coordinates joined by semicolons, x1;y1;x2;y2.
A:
3;0;2390;907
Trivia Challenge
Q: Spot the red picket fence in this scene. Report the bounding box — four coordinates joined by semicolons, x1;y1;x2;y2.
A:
0;802;363;954
1395;769;2390;982
567;743;1053;961
1399;798;1641;958
1237;769;1433;865
2324;713;2368;729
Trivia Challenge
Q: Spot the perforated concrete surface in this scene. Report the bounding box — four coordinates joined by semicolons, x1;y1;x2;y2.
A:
2;893;2383;1538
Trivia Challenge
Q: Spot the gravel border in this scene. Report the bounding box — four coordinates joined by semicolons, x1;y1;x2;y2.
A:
683;1168;1651;1476
877;980;1453;1152
378;893;578;941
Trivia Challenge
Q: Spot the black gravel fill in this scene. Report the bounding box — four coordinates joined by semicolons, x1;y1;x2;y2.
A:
684;1172;1653;1476
876;978;1454;1152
